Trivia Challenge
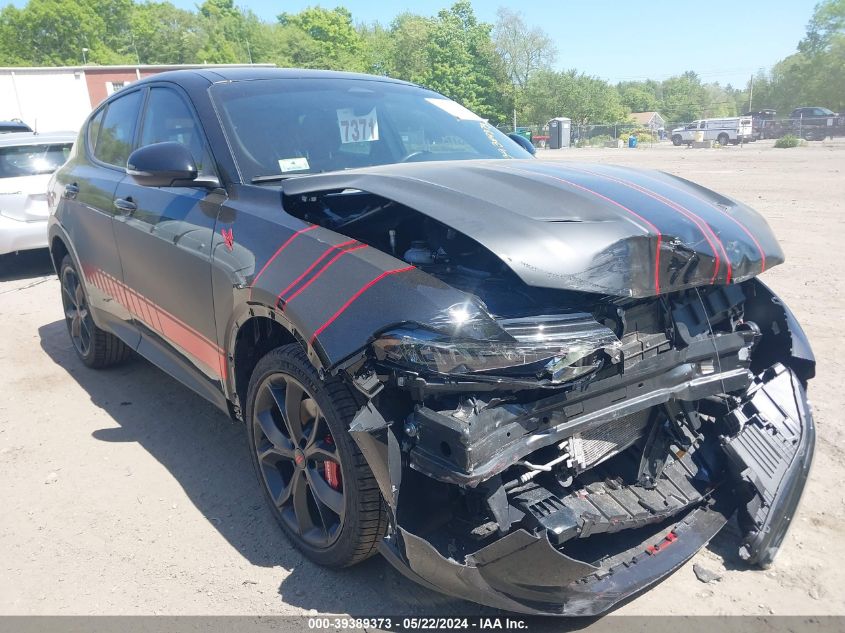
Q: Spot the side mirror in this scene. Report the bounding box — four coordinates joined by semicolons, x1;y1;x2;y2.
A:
508;133;536;155
127;142;202;187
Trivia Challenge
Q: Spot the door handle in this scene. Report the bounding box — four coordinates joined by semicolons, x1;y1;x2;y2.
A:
114;197;137;215
64;183;79;199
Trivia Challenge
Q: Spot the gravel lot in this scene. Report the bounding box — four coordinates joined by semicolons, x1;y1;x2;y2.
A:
1;139;844;617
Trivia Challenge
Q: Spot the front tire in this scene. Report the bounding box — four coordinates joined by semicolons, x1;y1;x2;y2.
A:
245;344;387;568
672;135;682;146
59;255;131;368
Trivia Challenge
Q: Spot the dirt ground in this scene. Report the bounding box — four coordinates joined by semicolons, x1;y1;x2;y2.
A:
1;139;844;618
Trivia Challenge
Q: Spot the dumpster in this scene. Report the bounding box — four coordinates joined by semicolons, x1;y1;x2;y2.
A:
515;127;533;143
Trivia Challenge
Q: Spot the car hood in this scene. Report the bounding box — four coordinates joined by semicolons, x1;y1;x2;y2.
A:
281;160;783;298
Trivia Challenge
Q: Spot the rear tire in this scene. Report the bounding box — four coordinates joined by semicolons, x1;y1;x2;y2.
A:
59;255;131;368
245;343;387;568
717;133;730;146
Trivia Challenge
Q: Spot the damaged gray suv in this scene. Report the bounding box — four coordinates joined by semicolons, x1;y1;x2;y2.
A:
48;68;814;615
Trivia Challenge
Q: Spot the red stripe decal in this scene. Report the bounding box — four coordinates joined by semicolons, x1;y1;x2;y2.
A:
276;239;358;302
505;167;663;294
282;243;368;305
568;166;730;284
84;265;225;379
638;174;767;273
310;266;415;343
250;224;317;293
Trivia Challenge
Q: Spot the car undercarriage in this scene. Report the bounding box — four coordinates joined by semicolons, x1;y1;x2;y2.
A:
280;179;816;615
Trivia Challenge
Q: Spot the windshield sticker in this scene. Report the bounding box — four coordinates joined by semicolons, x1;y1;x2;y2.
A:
479;121;512;158
336;107;379;144
278;157;310;172
425;98;483;121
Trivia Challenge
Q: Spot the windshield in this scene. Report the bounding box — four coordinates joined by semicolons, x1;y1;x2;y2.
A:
0;143;71;179
210;78;531;183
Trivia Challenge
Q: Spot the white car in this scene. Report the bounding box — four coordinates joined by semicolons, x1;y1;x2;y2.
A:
0;131;76;255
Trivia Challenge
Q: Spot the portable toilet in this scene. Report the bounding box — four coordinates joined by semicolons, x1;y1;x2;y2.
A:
548;117;571;149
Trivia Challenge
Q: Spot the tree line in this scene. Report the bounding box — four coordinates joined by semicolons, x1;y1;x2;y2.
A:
1;0;842;126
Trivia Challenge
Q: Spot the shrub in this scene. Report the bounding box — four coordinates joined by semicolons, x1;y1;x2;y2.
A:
774;135;803;148
619;131;654;144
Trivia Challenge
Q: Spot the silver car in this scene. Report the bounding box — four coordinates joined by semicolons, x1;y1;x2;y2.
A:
0;131;75;255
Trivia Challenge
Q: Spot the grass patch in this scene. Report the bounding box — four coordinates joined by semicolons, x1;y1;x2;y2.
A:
775;135;804;148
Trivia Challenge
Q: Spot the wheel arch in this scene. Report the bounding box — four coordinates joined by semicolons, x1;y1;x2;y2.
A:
50;233;70;275
226;304;324;420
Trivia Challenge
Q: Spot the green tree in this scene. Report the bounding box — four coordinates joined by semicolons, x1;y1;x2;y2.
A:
278;6;364;71
617;83;661;113
196;0;253;64
660;72;708;122
130;2;202;64
383;13;433;82
523;69;625;125
420;2;510;124
0;0;134;65
493;8;555;127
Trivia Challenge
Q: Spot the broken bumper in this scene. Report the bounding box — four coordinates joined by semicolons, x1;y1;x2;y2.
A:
380;501;732;616
362;363;814;616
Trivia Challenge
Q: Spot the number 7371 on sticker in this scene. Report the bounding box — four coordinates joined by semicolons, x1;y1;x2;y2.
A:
336;107;379;144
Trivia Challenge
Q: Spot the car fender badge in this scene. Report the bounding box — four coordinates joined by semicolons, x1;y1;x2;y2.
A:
221;227;234;252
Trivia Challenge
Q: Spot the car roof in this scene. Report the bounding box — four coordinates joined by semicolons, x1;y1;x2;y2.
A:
0;120;31;128
0;131;77;147
130;67;418;88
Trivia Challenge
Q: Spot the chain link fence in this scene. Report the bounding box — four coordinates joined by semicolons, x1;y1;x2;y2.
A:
500;114;845;148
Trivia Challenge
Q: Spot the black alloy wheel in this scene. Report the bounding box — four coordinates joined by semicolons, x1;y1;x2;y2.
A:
58;255;131;368
246;344;386;567
251;372;346;549
61;263;93;359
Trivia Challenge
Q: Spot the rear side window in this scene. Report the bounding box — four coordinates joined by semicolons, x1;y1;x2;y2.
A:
139;88;214;176
87;108;105;154
0;143;72;179
94;90;143;167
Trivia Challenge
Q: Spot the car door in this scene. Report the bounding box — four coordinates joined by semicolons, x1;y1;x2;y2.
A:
54;89;145;347
111;84;227;406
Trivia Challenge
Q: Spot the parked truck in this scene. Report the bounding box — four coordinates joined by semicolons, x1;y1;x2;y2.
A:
671;117;754;146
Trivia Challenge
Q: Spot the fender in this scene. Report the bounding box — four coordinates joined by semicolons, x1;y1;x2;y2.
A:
241;222;474;372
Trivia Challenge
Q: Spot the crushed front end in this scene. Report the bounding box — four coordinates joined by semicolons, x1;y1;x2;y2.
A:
341;278;815;616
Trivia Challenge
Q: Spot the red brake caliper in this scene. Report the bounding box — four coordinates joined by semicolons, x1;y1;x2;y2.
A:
323;435;342;491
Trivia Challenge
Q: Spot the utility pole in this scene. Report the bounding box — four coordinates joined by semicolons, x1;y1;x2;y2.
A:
748;74;754;112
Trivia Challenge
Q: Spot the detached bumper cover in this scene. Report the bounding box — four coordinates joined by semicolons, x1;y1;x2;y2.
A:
380;502;732;616
722;363;815;567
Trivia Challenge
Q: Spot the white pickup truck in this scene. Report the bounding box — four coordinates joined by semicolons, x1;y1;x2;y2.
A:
671;117;754;146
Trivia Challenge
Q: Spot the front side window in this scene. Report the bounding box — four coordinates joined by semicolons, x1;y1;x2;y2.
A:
139;87;214;176
0;143;72;179
94;90;143;167
211;78;531;183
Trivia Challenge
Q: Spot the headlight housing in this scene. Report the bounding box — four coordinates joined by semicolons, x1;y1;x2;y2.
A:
373;309;620;384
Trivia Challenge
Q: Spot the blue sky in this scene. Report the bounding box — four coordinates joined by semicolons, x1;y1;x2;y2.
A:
14;0;817;86
204;0;817;86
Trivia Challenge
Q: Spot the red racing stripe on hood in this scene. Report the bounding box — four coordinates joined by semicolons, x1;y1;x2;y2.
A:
502;165;663;295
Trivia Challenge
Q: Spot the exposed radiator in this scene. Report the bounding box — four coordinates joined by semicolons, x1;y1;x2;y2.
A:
566;410;652;472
